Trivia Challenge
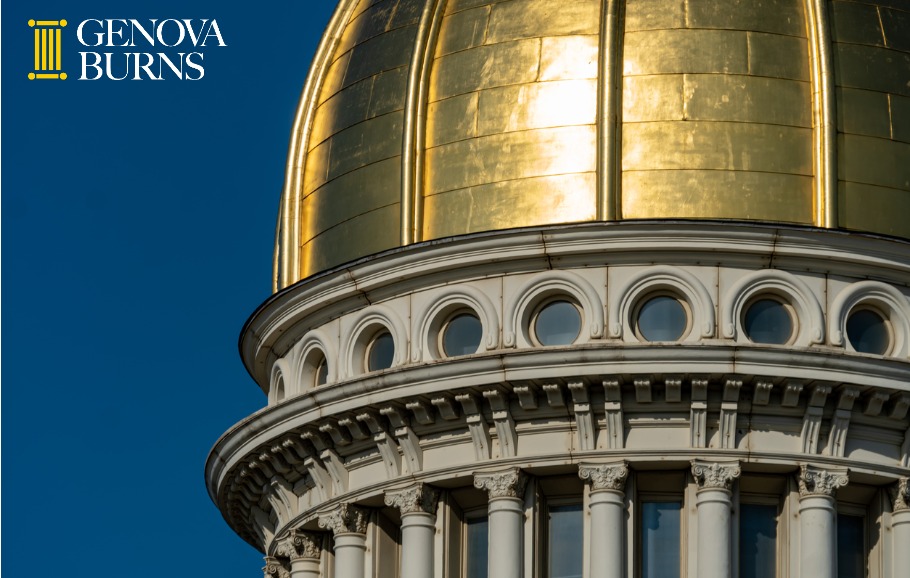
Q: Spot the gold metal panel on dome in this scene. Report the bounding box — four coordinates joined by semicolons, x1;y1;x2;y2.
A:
840;135;910;193
422;0;600;240
428;38;541;101
623;75;811;126
294;0;418;277
619;0;814;226
839;182;910;238
476;80;597;135
622;122;812;174
423;173;596;238
539;36;599;81
829;0;910;239
274;0;910;288
426;92;477;147
425;125;597;195
302;157;401;239
301;203;400;277
894;95;910;143
484;0;600;43
623;171;813;223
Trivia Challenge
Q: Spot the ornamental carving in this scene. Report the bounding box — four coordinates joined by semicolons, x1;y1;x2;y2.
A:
890;478;910;512
798;465;849;497
578;462;629;492
276;530;323;560
691;460;741;491
262;556;290;578
318;503;369;535
384;483;439;515
474;468;528;500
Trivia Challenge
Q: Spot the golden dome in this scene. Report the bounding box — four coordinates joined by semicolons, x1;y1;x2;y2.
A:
275;0;910;288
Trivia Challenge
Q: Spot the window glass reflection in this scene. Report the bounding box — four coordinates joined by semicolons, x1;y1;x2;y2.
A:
549;504;583;578
641;502;681;578
740;504;777;578
534;300;581;346
837;514;864;578
846;309;889;355
465;515;488;578
743;299;792;344
443;313;483;357
637;296;687;342
367;332;394;371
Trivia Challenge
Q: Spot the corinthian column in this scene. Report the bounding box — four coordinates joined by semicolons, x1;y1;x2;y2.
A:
318;504;369;578
891;478;910;574
474;467;528;578
263;556;290;578
691;460;741;578
798;465;848;578
385;483;439;578
277;530;324;578
579;462;628;578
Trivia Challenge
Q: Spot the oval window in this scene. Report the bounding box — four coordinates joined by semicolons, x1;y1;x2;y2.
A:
743;299;792;344
533;300;581;346
442;313;483;357
637;296;687;342
366;331;395;371
846;309;890;355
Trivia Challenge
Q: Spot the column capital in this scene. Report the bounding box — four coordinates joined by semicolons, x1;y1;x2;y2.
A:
891;478;910;512
263;556;290;578
318;503;369;535
275;529;323;561
384;482;439;515
474;467;528;499
691;460;741;492
798;464;849;498
578;461;629;492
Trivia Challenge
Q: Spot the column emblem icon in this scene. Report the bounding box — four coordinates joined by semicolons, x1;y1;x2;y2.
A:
28;19;67;80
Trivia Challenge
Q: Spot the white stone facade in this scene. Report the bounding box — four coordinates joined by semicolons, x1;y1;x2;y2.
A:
207;222;910;577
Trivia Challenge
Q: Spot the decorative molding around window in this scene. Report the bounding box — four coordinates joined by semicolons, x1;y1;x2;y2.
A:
504;270;604;348
829;280;910;358
413;285;500;362
295;328;336;391
340;304;407;378
610;265;715;341
721;269;824;346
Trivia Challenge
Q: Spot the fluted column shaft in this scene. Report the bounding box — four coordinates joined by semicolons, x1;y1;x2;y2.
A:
580;462;628;578
318;504;369;578
691;461;741;578
475;468;527;578
891;478;910;574
798;465;848;578
385;483;439;578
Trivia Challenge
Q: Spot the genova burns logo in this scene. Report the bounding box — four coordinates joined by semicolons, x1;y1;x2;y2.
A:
28;18;227;81
28;19;68;80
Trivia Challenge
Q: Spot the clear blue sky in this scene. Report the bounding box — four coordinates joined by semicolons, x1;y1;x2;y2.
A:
2;2;337;575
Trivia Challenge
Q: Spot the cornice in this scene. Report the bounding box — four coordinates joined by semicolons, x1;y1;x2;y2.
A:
208;349;910;504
